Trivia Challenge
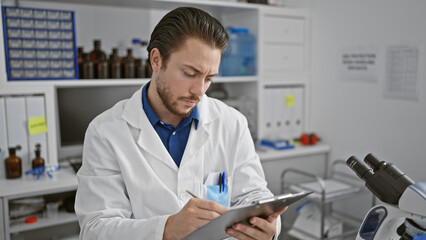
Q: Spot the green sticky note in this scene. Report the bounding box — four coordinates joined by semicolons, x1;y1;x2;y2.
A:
28;116;47;135
286;94;295;107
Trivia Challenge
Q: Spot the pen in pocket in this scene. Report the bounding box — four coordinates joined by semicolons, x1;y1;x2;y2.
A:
221;171;226;192
218;172;222;193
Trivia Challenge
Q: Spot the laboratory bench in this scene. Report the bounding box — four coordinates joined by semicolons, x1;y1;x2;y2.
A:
0;144;330;240
0;167;78;240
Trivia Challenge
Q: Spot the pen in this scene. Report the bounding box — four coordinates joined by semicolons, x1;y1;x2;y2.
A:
218;173;222;193
221;171;225;192
185;189;199;198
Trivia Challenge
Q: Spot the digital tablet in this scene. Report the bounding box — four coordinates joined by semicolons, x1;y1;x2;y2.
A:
183;191;312;240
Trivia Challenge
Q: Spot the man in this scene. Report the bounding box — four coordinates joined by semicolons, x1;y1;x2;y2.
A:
75;7;286;240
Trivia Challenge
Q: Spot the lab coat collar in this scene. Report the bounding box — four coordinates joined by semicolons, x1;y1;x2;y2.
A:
121;84;220;132
121;84;220;171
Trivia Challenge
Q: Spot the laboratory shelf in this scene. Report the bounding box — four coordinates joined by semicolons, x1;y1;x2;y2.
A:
9;210;78;233
1;76;258;88
257;143;331;162
281;160;372;240
285;217;359;240
21;0;280;12
0;168;78;199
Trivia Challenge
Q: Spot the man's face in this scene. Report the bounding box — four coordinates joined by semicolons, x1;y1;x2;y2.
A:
153;38;221;118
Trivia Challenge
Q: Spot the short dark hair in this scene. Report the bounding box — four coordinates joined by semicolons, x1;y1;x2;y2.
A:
147;7;229;67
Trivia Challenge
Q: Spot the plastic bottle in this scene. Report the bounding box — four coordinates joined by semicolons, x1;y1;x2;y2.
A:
220;27;256;76
108;48;121;79
122;49;135;78
132;38;144;59
117;40;127;58
32;143;45;169
5;145;22;179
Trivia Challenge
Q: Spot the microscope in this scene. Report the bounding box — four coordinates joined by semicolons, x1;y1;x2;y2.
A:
347;153;426;240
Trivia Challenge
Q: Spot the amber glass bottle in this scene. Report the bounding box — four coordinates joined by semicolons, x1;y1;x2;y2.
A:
108;48;121;79
140;40;150;78
96;59;108;79
122;48;135;78
90;40;107;79
81;53;94;79
135;59;144;78
32;144;45;169
5;145;22;179
77;47;84;79
89;40;106;63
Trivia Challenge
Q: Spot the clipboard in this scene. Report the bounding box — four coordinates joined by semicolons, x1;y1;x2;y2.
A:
183;191;312;240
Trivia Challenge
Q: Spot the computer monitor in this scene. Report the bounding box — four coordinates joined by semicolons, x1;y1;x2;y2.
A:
56;85;141;159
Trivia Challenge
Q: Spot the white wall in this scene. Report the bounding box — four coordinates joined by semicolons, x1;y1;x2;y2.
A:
288;0;426;182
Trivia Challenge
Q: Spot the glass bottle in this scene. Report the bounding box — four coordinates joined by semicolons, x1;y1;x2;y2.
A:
90;40;107;79
77;47;84;79
32;143;45;170
122;48;135;78
96;59;108;79
135;59;144;78
89;40;106;63
132;38;143;59
81;53;94;79
108;48;121;79
140;40;149;78
5;145;22;179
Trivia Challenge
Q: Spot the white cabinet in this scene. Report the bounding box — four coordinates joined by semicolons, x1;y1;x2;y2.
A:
0;0;313;157
258;7;310;82
0;168;78;240
0;1;320;238
263;16;305;43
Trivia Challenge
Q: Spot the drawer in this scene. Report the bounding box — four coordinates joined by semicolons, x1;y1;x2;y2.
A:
262;15;305;44
9;49;23;58
263;44;305;71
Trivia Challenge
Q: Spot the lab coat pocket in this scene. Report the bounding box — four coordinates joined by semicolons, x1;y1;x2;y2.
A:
206;185;229;207
203;172;230;207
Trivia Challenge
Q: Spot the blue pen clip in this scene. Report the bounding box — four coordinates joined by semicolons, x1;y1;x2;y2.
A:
218;173;222;193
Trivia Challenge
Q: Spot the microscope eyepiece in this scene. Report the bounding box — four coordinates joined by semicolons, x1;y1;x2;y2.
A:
347;153;415;205
347;156;373;182
364;153;385;171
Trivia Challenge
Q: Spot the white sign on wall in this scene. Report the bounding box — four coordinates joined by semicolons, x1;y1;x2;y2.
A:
338;46;380;82
384;44;422;101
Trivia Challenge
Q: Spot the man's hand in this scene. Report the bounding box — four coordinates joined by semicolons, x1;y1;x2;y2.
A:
163;198;228;240
225;206;287;240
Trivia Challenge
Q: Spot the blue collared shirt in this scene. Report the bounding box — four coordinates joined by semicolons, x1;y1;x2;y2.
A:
142;82;199;167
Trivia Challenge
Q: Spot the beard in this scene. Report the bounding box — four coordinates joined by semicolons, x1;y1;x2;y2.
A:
154;72;200;119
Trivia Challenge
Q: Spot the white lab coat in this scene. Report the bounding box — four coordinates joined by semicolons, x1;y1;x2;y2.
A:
75;85;281;239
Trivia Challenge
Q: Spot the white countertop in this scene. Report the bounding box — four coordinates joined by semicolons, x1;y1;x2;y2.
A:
0;144;331;198
257;143;331;162
0;167;78;199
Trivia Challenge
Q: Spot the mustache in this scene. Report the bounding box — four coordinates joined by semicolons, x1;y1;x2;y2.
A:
179;95;200;102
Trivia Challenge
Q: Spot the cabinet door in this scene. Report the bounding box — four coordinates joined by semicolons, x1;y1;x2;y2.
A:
0;98;8;180
264;45;305;72
0;198;4;239
263;16;305;44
